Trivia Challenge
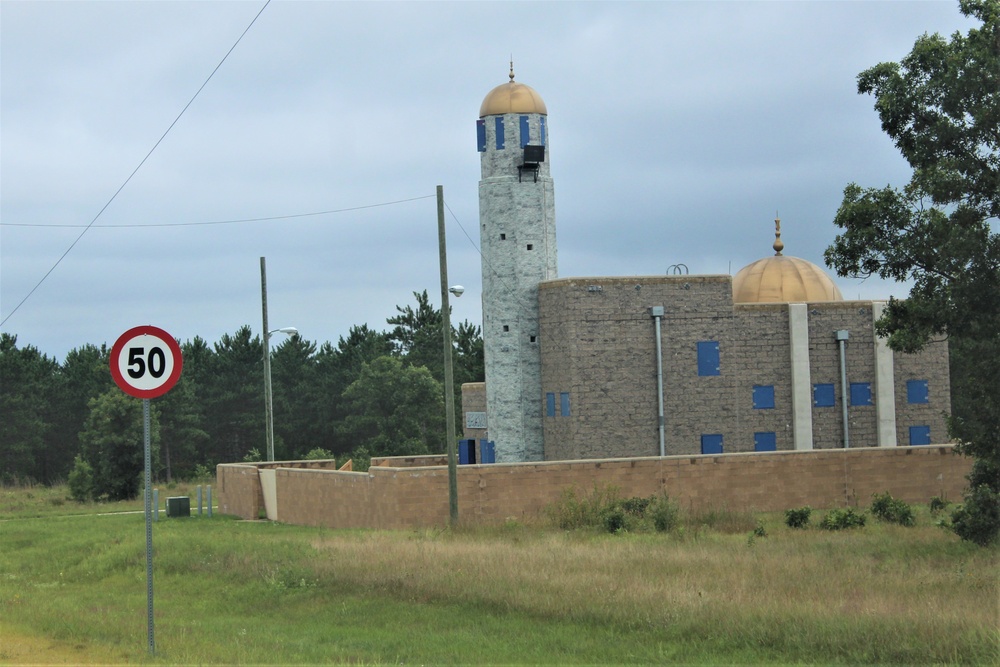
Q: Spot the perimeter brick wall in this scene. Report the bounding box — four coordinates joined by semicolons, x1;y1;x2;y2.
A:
217;445;971;529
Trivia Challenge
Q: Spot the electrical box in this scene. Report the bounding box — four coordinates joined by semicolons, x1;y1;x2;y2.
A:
166;496;190;518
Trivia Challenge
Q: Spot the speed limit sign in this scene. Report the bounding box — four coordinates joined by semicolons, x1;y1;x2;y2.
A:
110;325;183;399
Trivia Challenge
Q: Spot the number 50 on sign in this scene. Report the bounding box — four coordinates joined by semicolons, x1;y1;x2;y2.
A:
110;325;183;399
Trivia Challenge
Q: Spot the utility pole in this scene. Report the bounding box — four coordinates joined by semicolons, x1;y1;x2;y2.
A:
437;185;459;525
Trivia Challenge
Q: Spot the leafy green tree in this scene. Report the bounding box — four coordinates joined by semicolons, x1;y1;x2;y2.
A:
824;0;999;545
311;325;394;456
270;334;318;460
203;326;264;464
47;344;113;482
0;334;58;482
340;356;444;458
79;388;160;501
387;290;444;377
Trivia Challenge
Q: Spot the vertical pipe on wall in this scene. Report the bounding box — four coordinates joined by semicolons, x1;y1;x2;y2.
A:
650;307;666;457
836;330;850;448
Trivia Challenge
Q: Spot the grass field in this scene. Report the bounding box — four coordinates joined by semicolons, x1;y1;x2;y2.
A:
1;483;997;665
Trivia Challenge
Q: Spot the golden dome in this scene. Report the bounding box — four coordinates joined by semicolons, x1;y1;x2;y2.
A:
479;63;547;117
732;218;843;304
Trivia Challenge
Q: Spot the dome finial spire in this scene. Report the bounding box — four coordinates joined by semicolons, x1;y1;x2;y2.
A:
509;57;515;82
773;213;784;256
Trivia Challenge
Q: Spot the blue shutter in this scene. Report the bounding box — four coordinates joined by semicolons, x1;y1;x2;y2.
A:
813;383;835;408
697;341;721;376
480;440;495;463
909;425;932;445
907;380;929;404
540;116;546;145
495;117;505;150
546;392;555;417
519;116;530;147
476;119;486;152
560;392;570;417
753;385;775;409
754;432;777;452
701;434;724;454
850;382;872;406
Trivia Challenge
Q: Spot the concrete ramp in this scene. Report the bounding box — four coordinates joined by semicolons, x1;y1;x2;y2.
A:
258;468;278;520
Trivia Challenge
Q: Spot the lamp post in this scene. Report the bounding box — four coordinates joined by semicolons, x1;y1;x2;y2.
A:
260;256;298;462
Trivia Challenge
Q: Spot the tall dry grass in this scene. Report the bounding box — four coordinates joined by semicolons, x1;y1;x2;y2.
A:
310;525;997;662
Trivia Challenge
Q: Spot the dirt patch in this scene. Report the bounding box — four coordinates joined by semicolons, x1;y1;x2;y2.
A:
0;622;126;665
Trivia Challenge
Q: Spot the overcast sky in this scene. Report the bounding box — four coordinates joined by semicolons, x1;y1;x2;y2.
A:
1;1;976;362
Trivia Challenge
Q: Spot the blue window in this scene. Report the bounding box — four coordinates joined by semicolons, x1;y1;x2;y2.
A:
476;119;486;152
697;341;720;376
495;117;505;150
701;434;724;455
850;382;873;406
560;392;571;417
907;380;929;404
540;116;547;145
813;383;835;408
545;392;555;417
754;432;777;452
519;116;530;147
753;385;775;409
909;425;932;445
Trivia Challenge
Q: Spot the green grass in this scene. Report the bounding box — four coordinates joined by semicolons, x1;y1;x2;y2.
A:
1;485;997;665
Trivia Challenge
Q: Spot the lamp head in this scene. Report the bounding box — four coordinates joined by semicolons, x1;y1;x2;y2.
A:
449;285;465;298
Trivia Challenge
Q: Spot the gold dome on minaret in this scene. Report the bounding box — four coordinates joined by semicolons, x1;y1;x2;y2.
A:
479;62;547;117
732;217;843;304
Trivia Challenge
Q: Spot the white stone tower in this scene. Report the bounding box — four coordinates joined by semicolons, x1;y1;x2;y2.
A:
476;65;557;462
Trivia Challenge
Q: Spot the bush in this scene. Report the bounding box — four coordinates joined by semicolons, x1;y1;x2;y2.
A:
784;506;812;529
67;455;94;502
820;508;866;530
929;496;950;514
870;492;915;526
951;484;1000;547
191;463;214;481
603;507;628;534
304;448;335;461
648;494;680;532
548;484;622;530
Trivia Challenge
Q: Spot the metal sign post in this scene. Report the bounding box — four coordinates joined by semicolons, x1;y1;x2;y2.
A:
110;325;183;657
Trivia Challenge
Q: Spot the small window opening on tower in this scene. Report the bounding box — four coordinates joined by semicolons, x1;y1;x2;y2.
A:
529;335;537;343
500;233;506;240
526;244;533;250
503;325;510;332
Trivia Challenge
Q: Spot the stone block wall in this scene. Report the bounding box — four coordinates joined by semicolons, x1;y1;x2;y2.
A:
217;446;972;530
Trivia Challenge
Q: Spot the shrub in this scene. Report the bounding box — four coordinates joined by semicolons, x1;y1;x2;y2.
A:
191;463;214;481
548;484;622;530
929;496;950;514
67;455;94;502
648;494;680;532
820;508;866;530
242;448;263;463
784;506;812;529
602;507;628;534
304;448;335;461
870;492;915;526
950;484;1000;547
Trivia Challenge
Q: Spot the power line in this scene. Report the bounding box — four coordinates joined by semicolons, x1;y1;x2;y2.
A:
2;195;435;229
1;1;272;328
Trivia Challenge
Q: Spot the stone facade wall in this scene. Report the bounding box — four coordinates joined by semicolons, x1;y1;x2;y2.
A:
526;277;954;460
731;303;793;451
217;446;972;529
894;339;951;446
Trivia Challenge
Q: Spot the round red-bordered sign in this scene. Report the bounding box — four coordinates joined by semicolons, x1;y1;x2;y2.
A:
110;325;183;399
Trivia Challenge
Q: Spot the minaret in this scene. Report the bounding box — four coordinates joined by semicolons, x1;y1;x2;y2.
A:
476;64;556;462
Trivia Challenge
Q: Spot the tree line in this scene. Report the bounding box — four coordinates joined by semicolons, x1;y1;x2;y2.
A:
0;291;483;490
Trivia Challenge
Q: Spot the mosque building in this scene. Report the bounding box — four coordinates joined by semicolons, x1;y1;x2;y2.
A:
461;69;951;463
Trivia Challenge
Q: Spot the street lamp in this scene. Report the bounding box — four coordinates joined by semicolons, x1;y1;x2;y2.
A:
263;326;297;463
